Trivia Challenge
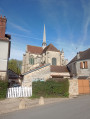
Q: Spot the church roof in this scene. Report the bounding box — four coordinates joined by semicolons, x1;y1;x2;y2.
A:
42;43;60;53
27;45;43;54
68;48;90;64
27;43;60;55
50;65;69;73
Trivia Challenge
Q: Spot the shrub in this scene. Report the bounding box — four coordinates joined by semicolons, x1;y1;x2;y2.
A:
0;80;8;99
32;79;69;98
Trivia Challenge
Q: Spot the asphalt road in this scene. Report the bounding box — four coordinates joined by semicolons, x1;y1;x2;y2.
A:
0;95;90;119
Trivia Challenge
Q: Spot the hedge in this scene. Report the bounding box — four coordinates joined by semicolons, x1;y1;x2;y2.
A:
0;80;8;99
32;79;69;98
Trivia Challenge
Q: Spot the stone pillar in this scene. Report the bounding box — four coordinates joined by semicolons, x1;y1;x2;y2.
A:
69;78;79;96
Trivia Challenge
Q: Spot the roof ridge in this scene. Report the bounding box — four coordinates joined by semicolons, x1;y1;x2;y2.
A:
27;45;42;48
41;43;60;54
68;48;90;65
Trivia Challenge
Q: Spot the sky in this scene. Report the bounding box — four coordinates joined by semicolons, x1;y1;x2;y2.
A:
0;0;90;61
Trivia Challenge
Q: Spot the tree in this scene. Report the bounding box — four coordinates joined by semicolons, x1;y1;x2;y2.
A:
8;59;22;75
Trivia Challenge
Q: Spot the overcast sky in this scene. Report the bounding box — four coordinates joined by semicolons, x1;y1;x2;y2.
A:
0;0;90;61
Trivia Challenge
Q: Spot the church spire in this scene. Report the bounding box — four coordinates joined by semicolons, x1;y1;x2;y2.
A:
42;24;47;49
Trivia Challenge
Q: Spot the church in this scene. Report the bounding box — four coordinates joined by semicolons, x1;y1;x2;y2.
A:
21;25;70;87
22;25;68;74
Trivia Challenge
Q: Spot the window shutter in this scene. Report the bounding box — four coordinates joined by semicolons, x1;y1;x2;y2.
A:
80;62;83;68
85;61;88;69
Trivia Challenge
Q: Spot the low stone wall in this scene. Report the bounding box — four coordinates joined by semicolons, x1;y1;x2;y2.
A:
69;79;79;96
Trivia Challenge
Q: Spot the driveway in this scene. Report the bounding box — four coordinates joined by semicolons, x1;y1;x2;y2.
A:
0;95;90;119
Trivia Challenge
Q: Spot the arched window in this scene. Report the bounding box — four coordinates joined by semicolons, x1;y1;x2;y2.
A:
52;58;56;65
29;57;34;65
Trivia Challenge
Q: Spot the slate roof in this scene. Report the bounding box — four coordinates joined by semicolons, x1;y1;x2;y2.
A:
27;45;43;54
42;43;60;53
8;69;19;79
68;48;90;64
50;65;69;73
22;64;50;75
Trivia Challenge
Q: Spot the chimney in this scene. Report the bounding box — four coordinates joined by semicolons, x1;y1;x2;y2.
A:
77;52;80;59
0;15;7;39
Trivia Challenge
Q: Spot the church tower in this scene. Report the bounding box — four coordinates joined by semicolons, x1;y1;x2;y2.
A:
42;24;47;49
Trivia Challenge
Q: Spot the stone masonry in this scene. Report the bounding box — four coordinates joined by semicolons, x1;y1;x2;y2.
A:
69;78;79;96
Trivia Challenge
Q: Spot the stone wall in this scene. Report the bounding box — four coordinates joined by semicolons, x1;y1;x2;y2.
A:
22;64;51;87
22;52;41;73
45;51;61;65
69;78;79;96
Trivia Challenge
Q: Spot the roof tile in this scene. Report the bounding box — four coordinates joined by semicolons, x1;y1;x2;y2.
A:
27;45;43;54
68;48;90;64
50;65;69;73
42;43;60;54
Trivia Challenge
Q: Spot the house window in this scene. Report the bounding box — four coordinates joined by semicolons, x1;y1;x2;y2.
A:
29;58;34;65
52;58;57;65
80;61;88;69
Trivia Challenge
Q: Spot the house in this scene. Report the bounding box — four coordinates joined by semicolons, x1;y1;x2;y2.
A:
22;64;70;87
8;69;22;87
0;15;11;80
67;48;90;79
67;48;90;95
21;24;68;74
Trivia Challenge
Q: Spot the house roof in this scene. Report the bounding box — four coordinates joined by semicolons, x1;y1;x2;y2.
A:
78;76;89;79
27;45;43;54
50;65;69;73
42;43;60;54
8;69;19;79
27;43;60;55
5;34;11;39
22;64;50;75
68;48;90;64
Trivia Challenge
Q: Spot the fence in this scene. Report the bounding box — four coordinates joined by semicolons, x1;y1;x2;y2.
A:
7;87;32;98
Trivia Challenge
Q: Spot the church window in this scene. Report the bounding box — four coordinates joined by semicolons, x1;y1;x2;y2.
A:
29;58;34;65
52;58;57;65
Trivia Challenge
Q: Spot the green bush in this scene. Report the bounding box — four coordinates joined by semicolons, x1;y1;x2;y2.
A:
0;80;8;99
32;79;69;98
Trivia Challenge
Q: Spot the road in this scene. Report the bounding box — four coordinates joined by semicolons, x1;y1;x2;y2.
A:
0;95;90;119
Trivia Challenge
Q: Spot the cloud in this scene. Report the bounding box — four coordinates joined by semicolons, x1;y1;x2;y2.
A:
9;22;30;33
80;0;90;46
55;35;90;61
10;32;42;41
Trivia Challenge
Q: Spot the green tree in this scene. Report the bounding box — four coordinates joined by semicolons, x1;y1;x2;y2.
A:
8;59;22;75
